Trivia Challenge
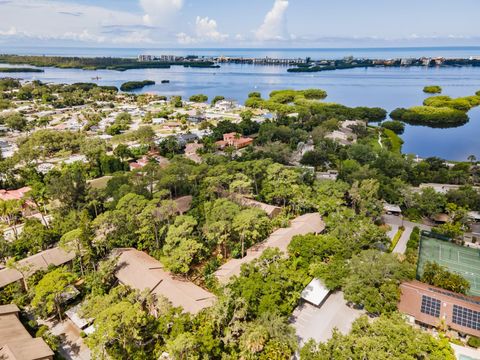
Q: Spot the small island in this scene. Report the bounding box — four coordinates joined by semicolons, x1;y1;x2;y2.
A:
390;91;480;128
423;85;442;94
0;67;44;73
120;80;155;92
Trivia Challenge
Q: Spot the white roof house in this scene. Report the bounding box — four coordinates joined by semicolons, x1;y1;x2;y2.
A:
468;211;480;222
65;303;93;330
383;203;402;214
300;278;330;306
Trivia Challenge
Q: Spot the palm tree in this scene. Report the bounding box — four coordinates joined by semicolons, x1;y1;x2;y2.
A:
468;154;477;165
26;181;50;228
0;200;21;240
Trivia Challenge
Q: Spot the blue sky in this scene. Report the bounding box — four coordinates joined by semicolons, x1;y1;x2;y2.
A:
0;0;478;48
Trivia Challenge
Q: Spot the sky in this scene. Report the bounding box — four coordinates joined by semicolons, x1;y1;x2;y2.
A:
0;0;479;48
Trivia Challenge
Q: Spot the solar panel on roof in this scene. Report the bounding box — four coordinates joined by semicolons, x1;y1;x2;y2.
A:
421;295;441;317
452;305;480;330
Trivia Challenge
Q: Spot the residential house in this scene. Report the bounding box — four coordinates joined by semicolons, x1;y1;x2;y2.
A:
0;186;35;216
215;132;253;150
113;248;216;314
177;133;199;147
316;170;338;181
214;100;237;111
229;194;282;218
184;142;203;163
383;203;402;216
0;187;31;202
0;247;75;288
398;280;480;337
0;304;54;360
214;213;325;284
129;152;170;171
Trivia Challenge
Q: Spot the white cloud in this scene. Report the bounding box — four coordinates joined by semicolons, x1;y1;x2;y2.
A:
0;0;161;45
0;27;18;36
140;0;184;26
195;16;228;42
176;32;195;45
255;0;289;41
176;16;228;44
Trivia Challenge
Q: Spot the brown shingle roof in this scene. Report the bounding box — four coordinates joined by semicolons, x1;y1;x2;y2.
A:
174;196;193;215
0;187;31;201
0;305;53;360
114;249;216;314
230;194;282;218
214;213;325;284
0;247;75;288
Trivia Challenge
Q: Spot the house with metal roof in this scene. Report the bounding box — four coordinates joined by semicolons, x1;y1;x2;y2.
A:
300;278;330;307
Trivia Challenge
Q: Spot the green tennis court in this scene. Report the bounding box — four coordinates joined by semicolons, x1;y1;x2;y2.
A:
417;234;480;297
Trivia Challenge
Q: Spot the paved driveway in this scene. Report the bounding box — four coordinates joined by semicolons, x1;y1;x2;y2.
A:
290;291;363;347
383;215;432;254
451;343;480;359
393;226;412;254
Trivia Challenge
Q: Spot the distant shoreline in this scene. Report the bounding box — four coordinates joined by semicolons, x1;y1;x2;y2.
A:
1;53;479;73
1;45;480;61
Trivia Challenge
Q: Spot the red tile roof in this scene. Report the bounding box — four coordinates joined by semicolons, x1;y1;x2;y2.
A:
0;187;31;201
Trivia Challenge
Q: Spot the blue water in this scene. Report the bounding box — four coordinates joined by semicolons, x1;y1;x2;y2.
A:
1;47;480;161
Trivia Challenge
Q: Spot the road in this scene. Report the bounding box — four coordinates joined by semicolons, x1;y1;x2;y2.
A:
392;226;412;254
382;215;432;254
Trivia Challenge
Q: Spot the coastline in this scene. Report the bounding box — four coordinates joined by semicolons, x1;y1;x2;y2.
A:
1;53;480;73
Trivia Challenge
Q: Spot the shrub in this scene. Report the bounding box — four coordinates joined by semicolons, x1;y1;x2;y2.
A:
381;120;405;134
301;88;327;100
468;336;480;348
421;261;470;294
423;95;480;111
189;94;208;103
211;95;225;105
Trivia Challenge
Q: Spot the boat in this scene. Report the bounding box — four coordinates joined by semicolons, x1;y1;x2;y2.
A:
161;80;170;84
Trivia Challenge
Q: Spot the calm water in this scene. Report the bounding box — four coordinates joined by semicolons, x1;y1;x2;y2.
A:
1;47;480;161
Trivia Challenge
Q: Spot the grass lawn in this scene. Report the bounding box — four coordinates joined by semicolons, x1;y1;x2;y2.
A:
88;176;113;189
382;128;403;153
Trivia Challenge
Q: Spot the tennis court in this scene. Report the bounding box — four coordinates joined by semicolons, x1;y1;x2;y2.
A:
417;234;480;297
